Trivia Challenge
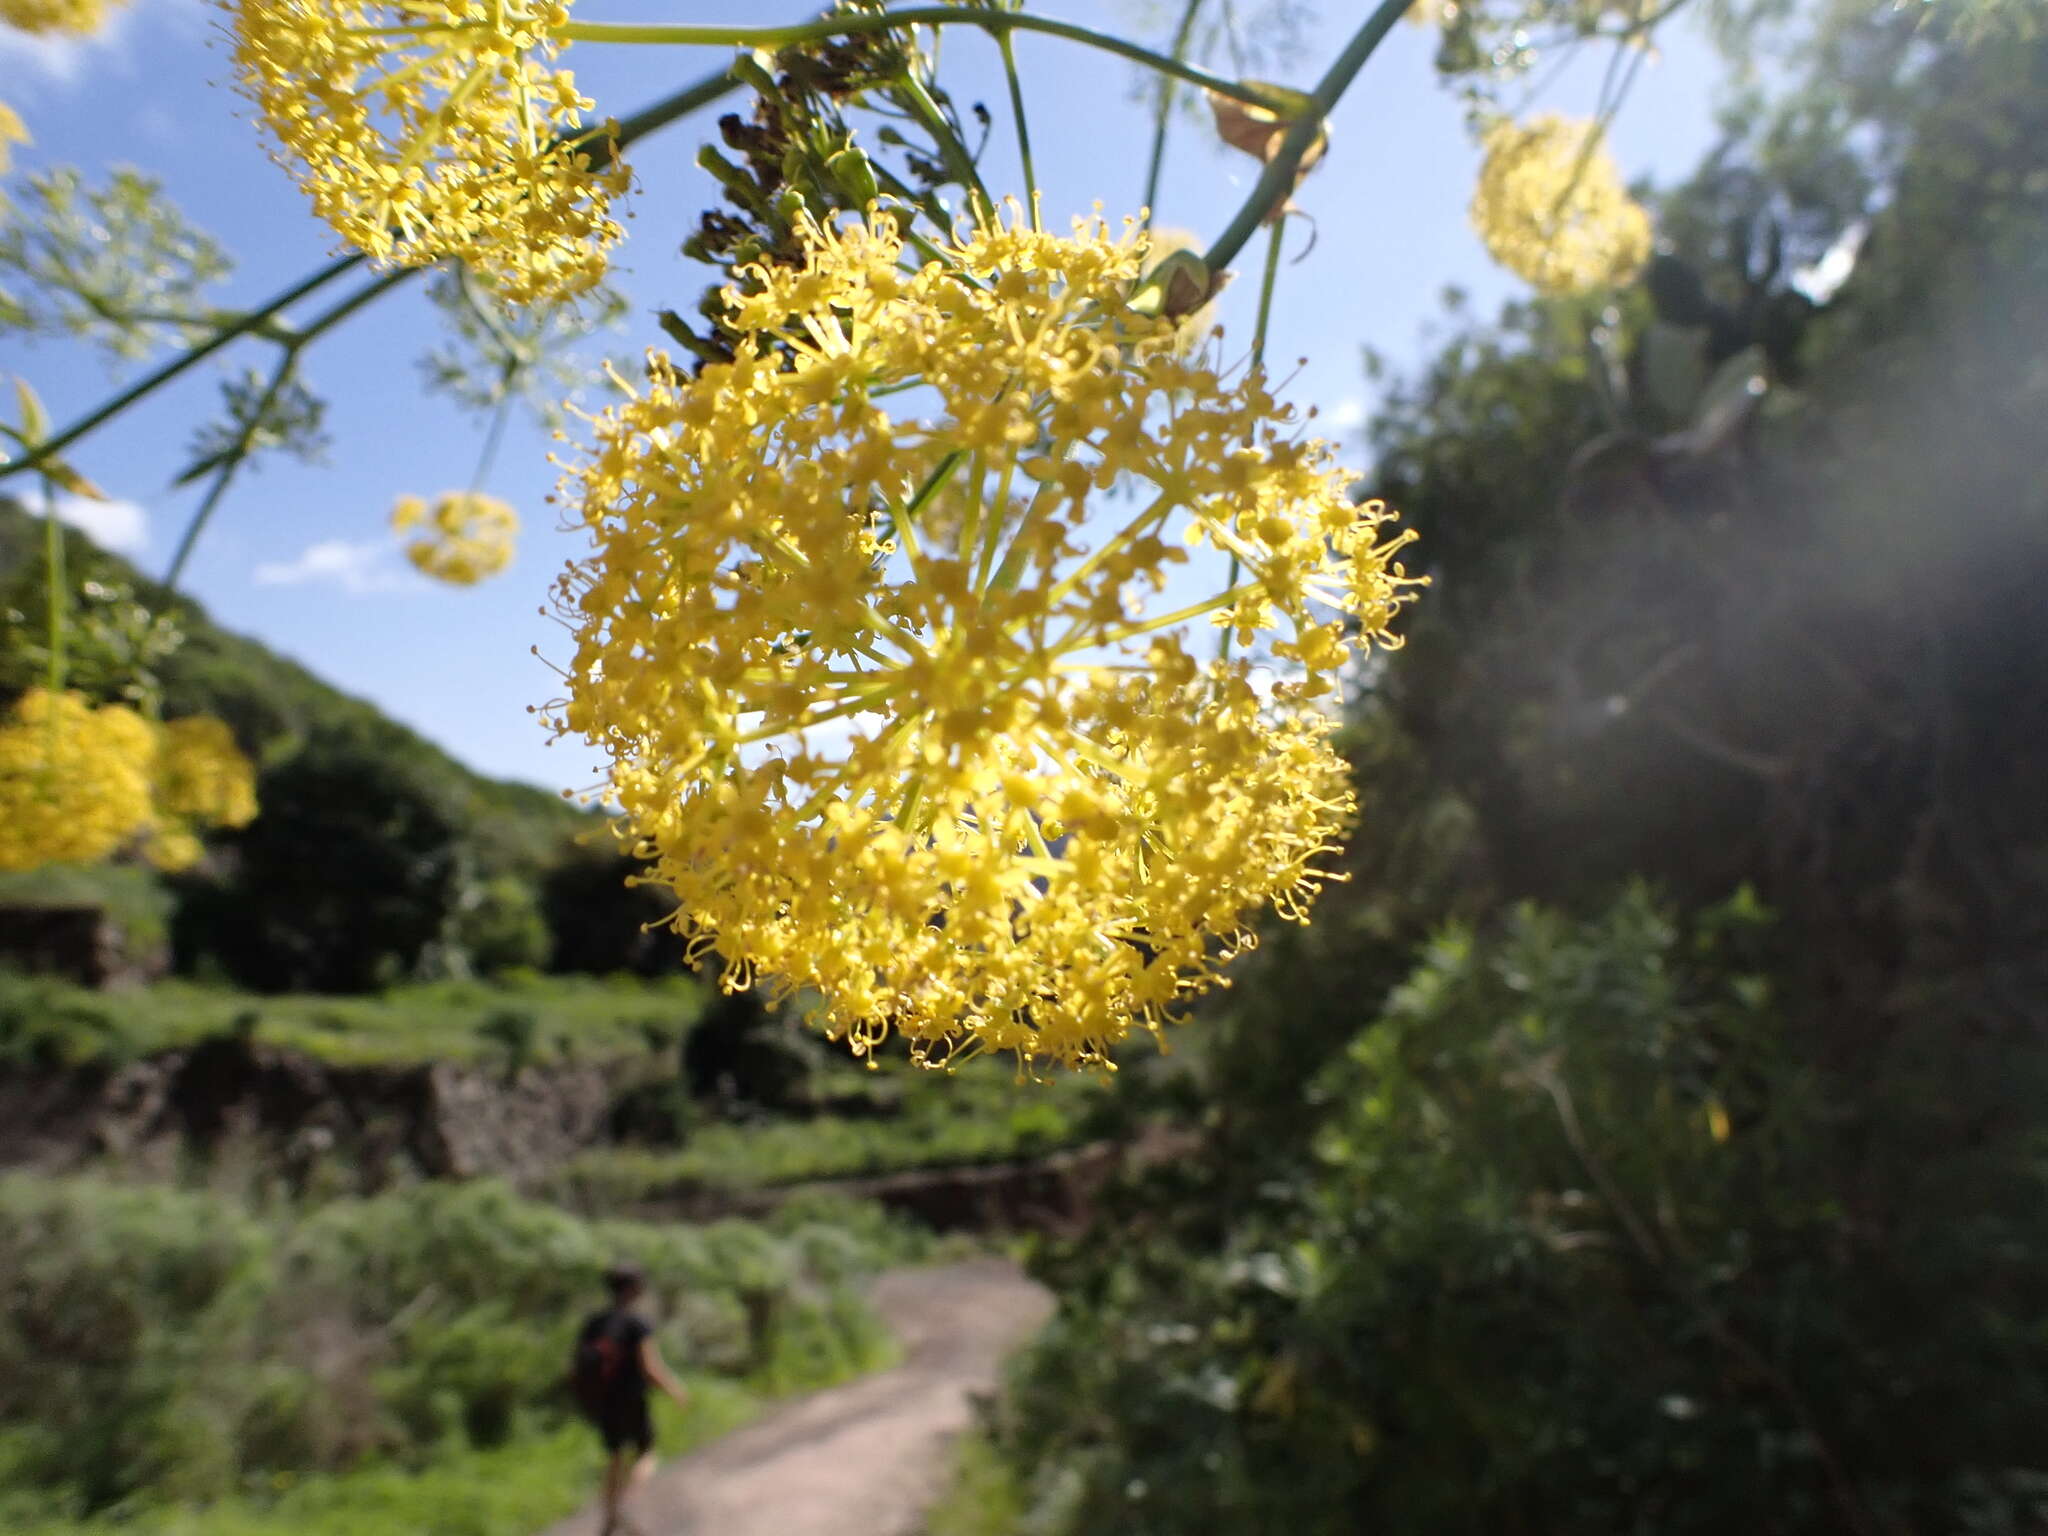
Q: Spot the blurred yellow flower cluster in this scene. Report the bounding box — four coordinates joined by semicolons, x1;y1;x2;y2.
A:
230;0;626;302
0;690;157;872
0;0;123;37
551;212;1419;1069
392;491;519;585
0;690;260;874
148;714;261;870
1470;113;1652;294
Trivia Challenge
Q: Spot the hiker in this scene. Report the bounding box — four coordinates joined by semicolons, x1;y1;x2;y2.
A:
572;1261;691;1536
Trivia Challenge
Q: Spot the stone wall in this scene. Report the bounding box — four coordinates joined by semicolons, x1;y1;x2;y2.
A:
0;1033;646;1191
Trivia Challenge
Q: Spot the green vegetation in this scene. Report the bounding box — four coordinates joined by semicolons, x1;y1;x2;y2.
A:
0;498;693;992
552;1061;1110;1205
0;971;703;1069
0;1175;927;1534
923;1430;1027;1536
0;499;589;878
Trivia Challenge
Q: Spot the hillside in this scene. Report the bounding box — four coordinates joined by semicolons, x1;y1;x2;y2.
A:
0;495;591;876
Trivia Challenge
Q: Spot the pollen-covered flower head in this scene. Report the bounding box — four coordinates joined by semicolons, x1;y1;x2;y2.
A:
230;0;626;301
0;0;125;36
393;491;519;584
1470;113;1652;294
549;210;1419;1069
0;689;158;872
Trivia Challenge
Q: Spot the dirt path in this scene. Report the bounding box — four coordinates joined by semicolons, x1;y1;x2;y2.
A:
539;1258;1052;1536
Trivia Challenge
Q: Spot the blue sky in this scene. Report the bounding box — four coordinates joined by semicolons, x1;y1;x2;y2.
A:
0;0;1731;792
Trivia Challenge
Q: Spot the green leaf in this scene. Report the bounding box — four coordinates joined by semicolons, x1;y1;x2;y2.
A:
12;374;48;444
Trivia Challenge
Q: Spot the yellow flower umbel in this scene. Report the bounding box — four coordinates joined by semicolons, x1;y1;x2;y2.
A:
144;714;259;870
1470;114;1652;295
0;689;158;872
0;0;125;35
392;491;519;584
551;211;1419;1070
230;0;626;302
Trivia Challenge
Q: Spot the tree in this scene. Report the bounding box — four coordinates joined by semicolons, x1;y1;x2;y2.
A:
174;728;464;992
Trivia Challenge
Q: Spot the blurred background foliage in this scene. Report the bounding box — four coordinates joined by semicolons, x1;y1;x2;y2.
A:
942;3;2048;1532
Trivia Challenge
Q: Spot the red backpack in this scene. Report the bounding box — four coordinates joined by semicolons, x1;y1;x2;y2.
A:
569;1317;630;1420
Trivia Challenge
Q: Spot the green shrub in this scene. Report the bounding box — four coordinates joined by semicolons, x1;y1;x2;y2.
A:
0;1172;920;1523
991;891;2048;1536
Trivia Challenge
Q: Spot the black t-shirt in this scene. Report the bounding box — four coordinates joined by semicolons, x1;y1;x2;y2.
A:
578;1307;651;1408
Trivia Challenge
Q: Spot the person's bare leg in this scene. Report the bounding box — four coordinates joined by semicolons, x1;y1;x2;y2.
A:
616;1450;657;1534
600;1447;632;1535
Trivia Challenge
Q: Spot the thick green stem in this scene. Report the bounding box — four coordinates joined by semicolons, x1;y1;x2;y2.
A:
1200;0;1411;273
0;255;365;486
556;9;1288;108
1142;0;1209;224
2;65;741;495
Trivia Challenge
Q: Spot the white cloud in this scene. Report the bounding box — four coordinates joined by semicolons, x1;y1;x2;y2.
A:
252;540;411;595
20;489;150;554
1324;396;1370;431
0;6;134;86
49;492;149;554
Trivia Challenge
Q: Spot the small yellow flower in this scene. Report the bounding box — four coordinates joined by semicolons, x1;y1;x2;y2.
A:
1470;114;1652;294
0;689;158;872
550;210;1421;1069
229;0;627;302
0;102;26;177
393;491;519;585
0;0;124;36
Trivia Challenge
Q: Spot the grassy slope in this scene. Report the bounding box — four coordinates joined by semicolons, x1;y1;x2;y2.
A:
7;1370;879;1536
552;1062;1110;1203
0;972;706;1069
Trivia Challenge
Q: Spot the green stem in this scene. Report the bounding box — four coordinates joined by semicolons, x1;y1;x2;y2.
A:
1200;0;1410;273
1;65;740;494
43;491;66;697
163;270;412;591
555;9;1288;108
469;378;519;494
1250;215;1285;365
896;68;992;223
0;255;364;486
995;27;1039;227
1142;0;1209;224
1221;218;1286;661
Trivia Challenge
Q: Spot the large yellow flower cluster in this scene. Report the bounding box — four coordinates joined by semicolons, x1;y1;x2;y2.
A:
551;213;1419;1069
230;0;626;302
392;491;519;584
0;689;157;872
0;691;261;874
1469;113;1652;295
0;0;124;36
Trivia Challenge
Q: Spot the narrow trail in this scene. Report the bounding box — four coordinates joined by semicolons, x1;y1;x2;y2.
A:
539;1258;1052;1536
